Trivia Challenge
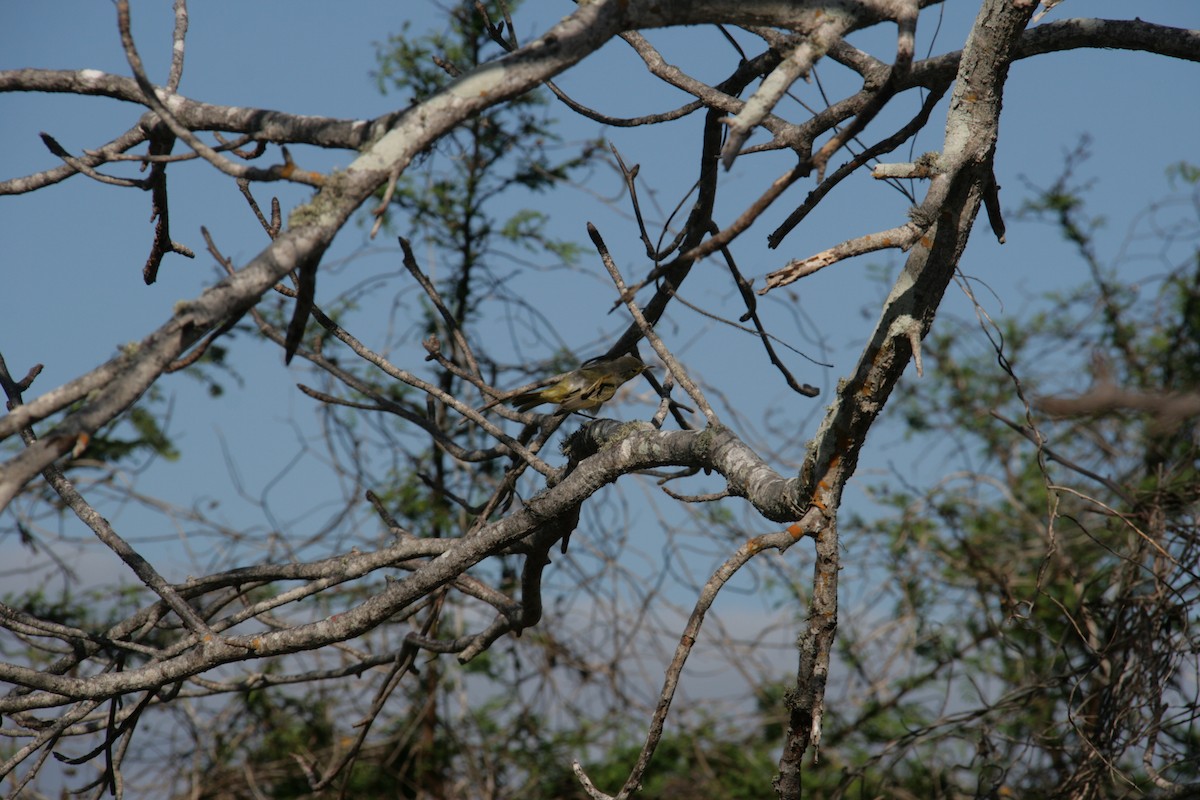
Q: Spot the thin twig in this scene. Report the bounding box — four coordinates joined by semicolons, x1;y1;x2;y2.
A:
115;1;322;186
607;528;801;799
0;357;220;643
768;82;948;249
760;220;924;293
990;410;1133;503
709;238;821;397
589;223;719;426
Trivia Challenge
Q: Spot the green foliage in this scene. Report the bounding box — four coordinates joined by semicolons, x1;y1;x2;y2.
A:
1167;159;1200;187
372;0;601;324
0;585;148;665
374;466;461;534
6;334;244;490
831;157;1200;797
58;389;180;465
184;7;618;798
578;719;782;800
178;340;241;399
199;685;434;800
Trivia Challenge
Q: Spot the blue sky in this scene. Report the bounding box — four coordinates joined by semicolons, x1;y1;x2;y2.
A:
1;0;1198;693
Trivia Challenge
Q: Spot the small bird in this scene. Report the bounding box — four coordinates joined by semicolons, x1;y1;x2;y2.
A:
509;354;648;413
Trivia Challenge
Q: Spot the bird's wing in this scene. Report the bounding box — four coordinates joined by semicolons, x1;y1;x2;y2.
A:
556;375;604;412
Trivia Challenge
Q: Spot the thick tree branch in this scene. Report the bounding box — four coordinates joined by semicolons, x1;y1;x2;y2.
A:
0;421;803;715
774;0;1037;793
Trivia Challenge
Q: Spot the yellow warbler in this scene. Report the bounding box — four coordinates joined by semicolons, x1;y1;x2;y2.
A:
509;354;648;413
